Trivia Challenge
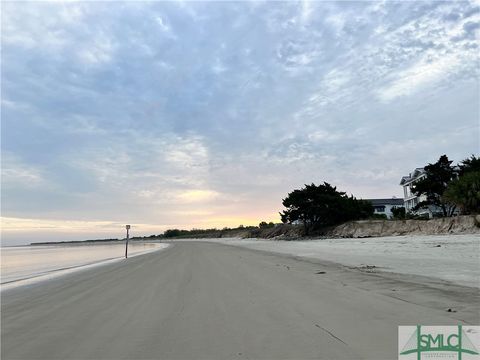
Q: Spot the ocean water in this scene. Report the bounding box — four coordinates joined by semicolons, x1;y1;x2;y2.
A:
1;241;168;289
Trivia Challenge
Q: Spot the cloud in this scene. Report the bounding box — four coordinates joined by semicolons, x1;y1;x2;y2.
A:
377;54;461;102
300;0;314;24
1;153;46;188
176;190;220;203
2;1;479;244
77;32;116;65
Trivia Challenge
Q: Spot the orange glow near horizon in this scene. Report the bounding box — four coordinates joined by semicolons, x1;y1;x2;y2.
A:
1;214;281;237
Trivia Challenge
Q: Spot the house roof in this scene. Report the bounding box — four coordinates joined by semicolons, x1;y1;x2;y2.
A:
366;198;404;206
399;167;426;185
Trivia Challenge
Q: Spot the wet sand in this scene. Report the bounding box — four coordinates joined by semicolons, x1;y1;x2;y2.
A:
2;241;479;359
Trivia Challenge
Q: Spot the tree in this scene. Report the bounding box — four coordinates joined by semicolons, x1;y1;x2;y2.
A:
280;182;373;235
411;155;458;217
163;229;182;238
444;172;480;214
459;154;480;175
259;221;275;228
391;206;406;220
444;155;480;214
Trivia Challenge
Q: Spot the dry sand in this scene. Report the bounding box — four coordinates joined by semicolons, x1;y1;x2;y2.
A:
2;241;479;359
197;235;480;288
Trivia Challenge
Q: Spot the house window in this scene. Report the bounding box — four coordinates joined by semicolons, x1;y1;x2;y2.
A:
374;206;385;212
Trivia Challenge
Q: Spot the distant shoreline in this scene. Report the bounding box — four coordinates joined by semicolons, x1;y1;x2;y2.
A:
30;237;167;246
30;238;122;246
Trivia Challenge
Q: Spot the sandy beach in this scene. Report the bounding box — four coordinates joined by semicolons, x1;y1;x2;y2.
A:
196;235;480;288
2;241;479;360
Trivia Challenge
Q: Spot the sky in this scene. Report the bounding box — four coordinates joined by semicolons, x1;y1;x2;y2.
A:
1;0;479;245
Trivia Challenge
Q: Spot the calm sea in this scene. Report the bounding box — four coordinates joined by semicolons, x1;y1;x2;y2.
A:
1;242;168;289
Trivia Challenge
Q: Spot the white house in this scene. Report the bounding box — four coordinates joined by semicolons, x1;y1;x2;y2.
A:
399;168;439;218
367;198;404;219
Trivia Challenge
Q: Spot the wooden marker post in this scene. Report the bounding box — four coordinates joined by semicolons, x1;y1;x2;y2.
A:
125;225;131;258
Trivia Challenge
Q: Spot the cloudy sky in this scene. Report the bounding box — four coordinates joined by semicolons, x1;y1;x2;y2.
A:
2;1;479;245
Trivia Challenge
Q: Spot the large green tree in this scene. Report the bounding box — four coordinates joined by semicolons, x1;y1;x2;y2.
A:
411;155;458;217
458;154;480;175
280;182;373;235
444;155;480;214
